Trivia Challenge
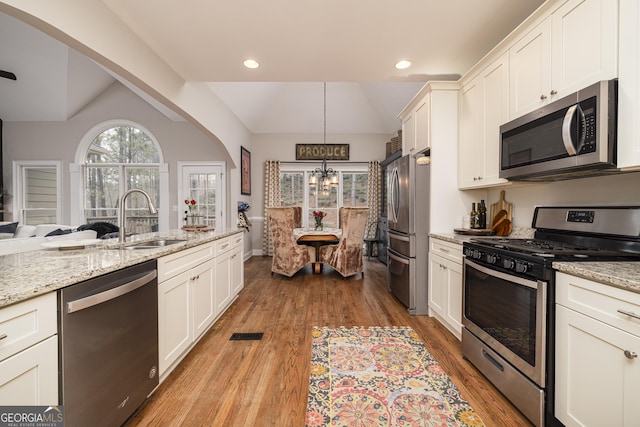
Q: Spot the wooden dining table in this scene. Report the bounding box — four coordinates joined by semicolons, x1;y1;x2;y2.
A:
293;227;342;274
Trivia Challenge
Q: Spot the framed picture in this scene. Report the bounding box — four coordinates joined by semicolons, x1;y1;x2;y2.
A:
241;146;251;195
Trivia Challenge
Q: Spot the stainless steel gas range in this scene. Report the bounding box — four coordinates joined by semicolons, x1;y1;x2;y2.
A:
462;206;640;427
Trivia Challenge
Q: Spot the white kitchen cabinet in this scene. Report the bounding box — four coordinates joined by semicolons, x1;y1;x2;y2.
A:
617;0;640;170
158;233;243;379
231;243;244;295
399;83;449;156
214;233;244;313
0;336;58;405
555;272;640;426
428;238;463;339
509;0;618;118
158;267;192;376
0;293;58;405
459;53;510;189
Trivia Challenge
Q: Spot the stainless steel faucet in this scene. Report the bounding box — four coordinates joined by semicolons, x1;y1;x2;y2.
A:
119;189;158;243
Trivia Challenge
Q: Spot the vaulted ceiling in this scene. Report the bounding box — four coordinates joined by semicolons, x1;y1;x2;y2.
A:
0;1;546;134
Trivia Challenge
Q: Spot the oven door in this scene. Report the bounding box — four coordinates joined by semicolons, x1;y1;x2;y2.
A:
463;258;547;387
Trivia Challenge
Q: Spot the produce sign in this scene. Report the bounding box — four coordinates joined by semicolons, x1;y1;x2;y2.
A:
295;144;349;161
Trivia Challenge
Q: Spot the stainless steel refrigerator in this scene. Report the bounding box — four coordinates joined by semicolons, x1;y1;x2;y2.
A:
386;153;429;315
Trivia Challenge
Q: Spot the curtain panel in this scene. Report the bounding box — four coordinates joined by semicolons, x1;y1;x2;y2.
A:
262;160;281;256
366;161;381;255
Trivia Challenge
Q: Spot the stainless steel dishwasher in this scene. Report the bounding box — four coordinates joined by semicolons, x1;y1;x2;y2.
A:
59;260;159;427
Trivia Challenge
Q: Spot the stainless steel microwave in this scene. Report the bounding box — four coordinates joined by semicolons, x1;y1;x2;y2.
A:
499;80;618;181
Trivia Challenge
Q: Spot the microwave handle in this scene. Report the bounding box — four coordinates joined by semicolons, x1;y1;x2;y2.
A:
561;104;586;156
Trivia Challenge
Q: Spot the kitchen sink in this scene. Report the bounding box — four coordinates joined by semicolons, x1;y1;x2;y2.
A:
108;238;188;250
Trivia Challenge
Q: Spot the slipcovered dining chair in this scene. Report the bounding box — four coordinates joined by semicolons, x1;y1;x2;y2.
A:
266;207;315;277
319;207;369;278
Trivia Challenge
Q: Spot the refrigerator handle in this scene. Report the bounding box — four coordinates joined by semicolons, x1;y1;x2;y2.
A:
389;167;399;223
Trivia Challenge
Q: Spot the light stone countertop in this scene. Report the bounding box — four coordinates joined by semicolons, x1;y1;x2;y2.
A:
430;226;535;245
0;228;244;309
553;261;640;295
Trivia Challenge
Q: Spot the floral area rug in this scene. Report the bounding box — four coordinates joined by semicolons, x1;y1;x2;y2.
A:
305;326;484;427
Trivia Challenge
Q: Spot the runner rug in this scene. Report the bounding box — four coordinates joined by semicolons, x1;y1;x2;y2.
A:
305;326;485;427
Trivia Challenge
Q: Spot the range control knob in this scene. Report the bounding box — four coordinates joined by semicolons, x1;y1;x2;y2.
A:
486;253;499;264
473;249;484;260
503;258;515;269
515;262;529;273
463;247;473;257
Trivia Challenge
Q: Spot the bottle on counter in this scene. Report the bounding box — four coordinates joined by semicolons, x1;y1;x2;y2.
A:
478;199;487;229
470;203;478;229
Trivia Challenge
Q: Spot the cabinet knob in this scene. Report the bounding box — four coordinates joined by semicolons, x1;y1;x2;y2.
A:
550;89;557;96
624;350;638;359
0;333;6;341
540;94;547;100
617;309;640;320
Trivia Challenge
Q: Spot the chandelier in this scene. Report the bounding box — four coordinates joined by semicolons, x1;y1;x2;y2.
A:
309;82;338;192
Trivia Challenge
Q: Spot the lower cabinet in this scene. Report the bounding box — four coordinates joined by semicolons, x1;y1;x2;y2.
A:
555;272;640;426
428;238;463;339
158;233;244;379
0;292;58;405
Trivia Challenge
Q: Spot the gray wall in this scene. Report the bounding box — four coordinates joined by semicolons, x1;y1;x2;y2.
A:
3;81;232;227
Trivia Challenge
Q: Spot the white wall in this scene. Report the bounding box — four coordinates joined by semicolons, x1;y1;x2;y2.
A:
247;132;390;254
4;82;232;227
487;172;640;228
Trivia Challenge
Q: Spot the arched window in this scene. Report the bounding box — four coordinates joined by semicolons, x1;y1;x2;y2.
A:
80;123;162;233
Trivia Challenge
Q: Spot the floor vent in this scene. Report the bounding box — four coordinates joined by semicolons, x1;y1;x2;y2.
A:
229;332;264;341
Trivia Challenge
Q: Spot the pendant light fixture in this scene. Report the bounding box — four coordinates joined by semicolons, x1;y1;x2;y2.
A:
309;82;338;193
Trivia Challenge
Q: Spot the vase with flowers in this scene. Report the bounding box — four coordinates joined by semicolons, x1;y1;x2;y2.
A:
184;198;199;226
312;210;327;231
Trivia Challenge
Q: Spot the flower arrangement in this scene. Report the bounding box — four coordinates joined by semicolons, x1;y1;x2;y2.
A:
185;198;197;212
312;210;327;230
184;198;199;226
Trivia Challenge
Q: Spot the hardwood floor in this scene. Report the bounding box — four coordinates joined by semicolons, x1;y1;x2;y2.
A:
127;256;532;427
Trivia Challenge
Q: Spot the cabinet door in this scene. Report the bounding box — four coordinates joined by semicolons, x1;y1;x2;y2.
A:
402;111;416;154
443;258;463;339
158;271;192;376
618;0;640;169
428;253;446;318
481;52;510;186
509;17;552;118
191;259;216;340
551;0;618;97
458;76;483;188
556;305;640;426
231;245;244;295
414;97;430;153
0;336;58;405
215;250;232;314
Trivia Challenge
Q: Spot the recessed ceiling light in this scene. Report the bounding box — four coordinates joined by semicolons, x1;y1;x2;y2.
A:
395;60;412;70
243;59;260;69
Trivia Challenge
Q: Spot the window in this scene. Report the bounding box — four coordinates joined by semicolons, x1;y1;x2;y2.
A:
280;163;368;228
83;124;160;233
13;161;62;225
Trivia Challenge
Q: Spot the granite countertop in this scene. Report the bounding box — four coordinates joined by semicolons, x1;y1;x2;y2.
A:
430;226;535;245
0;228;244;309
553;261;640;295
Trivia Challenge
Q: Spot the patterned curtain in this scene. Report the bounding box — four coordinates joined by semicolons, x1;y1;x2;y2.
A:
262;160;281;256
366;161;382;255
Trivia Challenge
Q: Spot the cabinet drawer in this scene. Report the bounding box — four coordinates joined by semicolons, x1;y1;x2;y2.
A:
0;293;57;362
230;233;243;249
430;238;462;264
214;236;234;255
158;242;214;282
556;272;640;337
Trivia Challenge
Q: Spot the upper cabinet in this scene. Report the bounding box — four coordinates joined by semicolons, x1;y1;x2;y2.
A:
399;88;431;155
510;0;618;118
459;53;511;189
617;0;640;170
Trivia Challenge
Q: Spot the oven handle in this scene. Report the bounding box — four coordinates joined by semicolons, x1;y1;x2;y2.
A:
464;258;542;290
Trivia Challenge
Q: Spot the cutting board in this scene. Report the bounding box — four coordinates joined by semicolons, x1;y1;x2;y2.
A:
489;190;513;236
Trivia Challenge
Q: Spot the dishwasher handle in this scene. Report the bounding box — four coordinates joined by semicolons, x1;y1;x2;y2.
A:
67;270;157;314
